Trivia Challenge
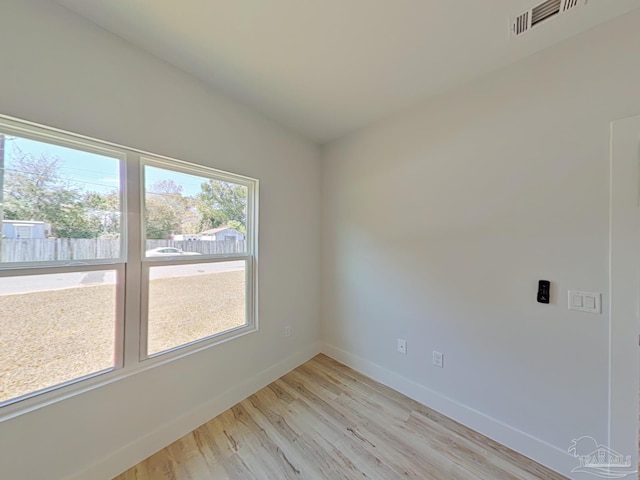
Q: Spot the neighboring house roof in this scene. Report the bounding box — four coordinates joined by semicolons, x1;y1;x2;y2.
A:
200;226;240;235
2;220;50;225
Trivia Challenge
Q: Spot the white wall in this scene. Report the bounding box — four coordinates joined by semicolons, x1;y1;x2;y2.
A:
322;10;640;478
0;1;320;479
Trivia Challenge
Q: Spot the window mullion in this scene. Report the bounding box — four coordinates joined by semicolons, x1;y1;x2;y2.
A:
122;152;143;368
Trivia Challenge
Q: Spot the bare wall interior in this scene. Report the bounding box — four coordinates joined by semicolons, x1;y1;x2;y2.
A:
321;9;640;478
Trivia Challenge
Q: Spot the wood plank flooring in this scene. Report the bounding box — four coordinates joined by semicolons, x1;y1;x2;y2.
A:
114;354;567;480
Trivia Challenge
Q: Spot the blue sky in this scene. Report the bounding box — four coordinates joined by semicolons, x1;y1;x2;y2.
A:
144;166;205;197
3;135;205;196
4;136;120;193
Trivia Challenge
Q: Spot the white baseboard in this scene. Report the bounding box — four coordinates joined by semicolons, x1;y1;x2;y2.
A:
321;343;579;479
67;341;322;480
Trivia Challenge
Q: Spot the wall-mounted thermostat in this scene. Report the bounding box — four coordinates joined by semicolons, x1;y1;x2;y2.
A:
537;280;550;304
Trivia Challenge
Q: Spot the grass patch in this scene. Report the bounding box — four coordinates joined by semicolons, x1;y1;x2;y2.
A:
0;271;244;404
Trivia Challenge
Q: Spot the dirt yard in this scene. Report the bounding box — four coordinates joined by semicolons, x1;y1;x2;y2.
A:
0;270;245;403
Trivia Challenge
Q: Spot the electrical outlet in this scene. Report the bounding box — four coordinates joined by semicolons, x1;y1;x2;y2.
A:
397;339;407;355
284;326;291;337
433;351;444;368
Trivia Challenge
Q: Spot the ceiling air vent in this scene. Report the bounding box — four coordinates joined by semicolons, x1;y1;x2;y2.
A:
531;0;561;26
563;0;580;10
513;11;530;35
512;0;583;37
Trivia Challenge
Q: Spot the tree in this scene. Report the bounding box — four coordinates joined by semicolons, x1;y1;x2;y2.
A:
196;180;247;233
84;190;121;238
179;196;201;235
145;180;188;239
4;153;101;238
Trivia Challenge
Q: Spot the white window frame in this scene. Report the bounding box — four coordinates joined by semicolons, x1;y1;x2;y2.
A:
138;157;258;360
0;114;259;420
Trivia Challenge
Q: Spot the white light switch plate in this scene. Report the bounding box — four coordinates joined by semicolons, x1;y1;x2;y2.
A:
568;291;601;314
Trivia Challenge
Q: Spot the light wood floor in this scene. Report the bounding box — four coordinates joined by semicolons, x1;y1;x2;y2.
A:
114;354;567;480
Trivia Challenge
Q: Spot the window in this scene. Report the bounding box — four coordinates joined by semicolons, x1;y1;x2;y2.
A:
0;116;258;410
140;160;255;358
15;225;32;238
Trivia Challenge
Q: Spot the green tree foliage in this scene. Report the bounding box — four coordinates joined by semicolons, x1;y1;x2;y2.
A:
196;180;247;233
2;151;249;241
145;179;188;239
84;191;121;238
4;153;103;238
180;196;201;235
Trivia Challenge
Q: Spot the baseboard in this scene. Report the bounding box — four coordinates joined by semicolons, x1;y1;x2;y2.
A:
66;341;322;480
322;343;579;479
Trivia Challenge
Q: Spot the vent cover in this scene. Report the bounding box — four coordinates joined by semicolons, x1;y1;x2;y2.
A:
531;0;561;26
563;0;580;10
513;11;530;35
512;0;582;36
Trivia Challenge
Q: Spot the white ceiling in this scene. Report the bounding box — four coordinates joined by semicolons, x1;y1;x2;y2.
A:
56;0;640;143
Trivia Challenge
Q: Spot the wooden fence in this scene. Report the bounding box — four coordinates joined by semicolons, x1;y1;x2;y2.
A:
146;239;246;255
0;238;246;262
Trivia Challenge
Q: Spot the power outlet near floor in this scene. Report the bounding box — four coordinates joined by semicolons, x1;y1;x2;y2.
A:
433;351;444;368
397;339;407;355
284;326;292;337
